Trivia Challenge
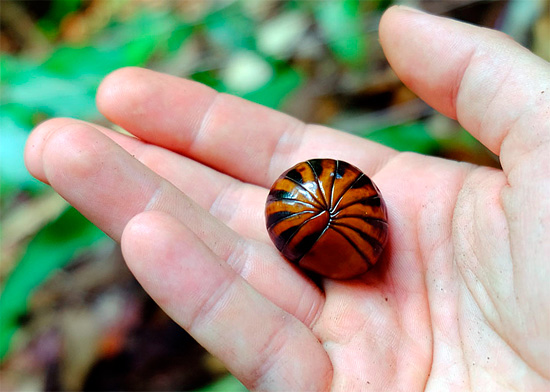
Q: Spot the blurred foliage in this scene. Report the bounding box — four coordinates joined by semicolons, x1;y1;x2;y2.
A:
0;207;107;359
0;0;547;390
314;0;369;68
196;373;248;392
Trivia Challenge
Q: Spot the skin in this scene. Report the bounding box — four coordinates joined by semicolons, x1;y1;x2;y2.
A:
24;6;550;391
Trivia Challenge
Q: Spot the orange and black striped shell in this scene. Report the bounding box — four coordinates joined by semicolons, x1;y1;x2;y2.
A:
265;159;389;279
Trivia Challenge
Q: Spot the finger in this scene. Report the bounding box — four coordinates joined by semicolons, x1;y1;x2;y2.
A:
25;118;270;242
96;67;397;187
33;122;324;325
379;6;550;173
380;6;550;375
121;211;333;391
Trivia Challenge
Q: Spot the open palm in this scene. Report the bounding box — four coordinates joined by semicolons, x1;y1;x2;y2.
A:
25;7;549;391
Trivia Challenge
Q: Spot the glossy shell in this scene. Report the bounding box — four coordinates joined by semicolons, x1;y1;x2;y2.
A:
265;159;388;279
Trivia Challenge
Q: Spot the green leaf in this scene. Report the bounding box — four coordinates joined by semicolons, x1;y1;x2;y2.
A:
4;67;99;119
0;55;38;84
191;70;225;91
0;104;45;197
3;50;102;119
242;64;303;109
42;45;125;77
43;9;180;77
195;374;248;392
204;4;256;52
166;23;195;54
195;59;303;110
315;0;368;67
97;10;182;64
2;10;187;120
0;207;109;360
363;122;440;154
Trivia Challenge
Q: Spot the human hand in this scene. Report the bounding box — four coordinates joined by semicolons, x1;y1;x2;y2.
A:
25;6;550;391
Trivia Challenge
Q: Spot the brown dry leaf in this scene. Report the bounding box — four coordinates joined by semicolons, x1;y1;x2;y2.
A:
1;192;68;281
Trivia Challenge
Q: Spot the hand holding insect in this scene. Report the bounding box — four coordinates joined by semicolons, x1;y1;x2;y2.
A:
25;6;550;391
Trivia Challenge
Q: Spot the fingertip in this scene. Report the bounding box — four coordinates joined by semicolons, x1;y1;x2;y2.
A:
96;66;218;149
24;123;50;183
121;211;192;278
120;211;180;311
379;5;433;61
121;211;150;265
24;118;78;183
41;122;107;186
121;210;174;257
96;66;158;121
379;5;427;38
379;5;469;119
121;210;224;314
97;66;143;97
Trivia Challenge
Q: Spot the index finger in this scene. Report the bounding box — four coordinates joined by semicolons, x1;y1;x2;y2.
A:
96;68;397;187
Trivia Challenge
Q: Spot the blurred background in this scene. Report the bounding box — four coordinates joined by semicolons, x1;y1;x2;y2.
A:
1;0;548;390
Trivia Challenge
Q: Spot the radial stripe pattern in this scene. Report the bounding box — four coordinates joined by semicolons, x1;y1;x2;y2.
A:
265;159;389;279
